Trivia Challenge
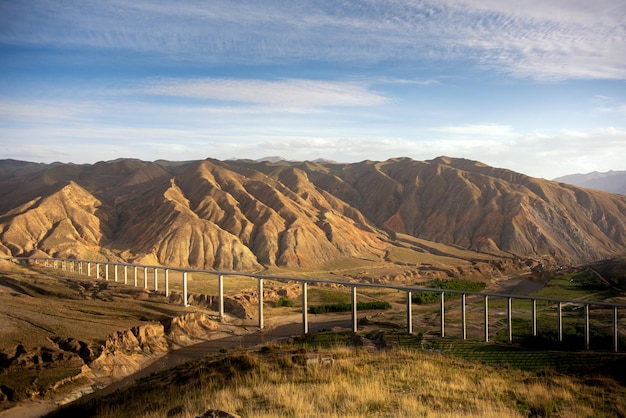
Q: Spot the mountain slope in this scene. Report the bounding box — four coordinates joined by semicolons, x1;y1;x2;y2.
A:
282;157;626;263
1;157;625;271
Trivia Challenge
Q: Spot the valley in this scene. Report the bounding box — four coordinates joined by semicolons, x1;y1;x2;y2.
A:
1;156;626;416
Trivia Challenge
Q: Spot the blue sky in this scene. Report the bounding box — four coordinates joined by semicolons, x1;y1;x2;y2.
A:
1;0;625;179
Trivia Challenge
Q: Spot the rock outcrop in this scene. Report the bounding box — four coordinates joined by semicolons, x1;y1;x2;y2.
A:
0;312;220;402
90;312;218;379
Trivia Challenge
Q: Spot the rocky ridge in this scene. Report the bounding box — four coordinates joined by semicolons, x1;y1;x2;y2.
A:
1;156;625;270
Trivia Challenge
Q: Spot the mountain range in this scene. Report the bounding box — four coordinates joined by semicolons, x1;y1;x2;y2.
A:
1;156;625;273
554;170;626;195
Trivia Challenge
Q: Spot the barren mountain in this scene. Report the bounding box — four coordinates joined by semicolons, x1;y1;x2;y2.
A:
554;170;626;195
1;157;625;271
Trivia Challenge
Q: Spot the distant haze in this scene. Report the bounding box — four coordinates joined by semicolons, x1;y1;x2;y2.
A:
554;171;626;195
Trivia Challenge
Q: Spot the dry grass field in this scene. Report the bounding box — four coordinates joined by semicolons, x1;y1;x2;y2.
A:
47;333;626;418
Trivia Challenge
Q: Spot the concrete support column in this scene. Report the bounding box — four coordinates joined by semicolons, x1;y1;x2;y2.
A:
154;268;158;291
440;291;445;338
114;265;118;282
584;304;590;350
104;264;109;281
124;265;128;285
165;269;169;297
258;278;264;329
218;275;224;321
507;297;513;344
532;299;537;337
302;282;309;334
484;295;489;342
182;272;188;307
143;267;148;289
87;262;91;276
134;266;138;287
351;286;358;333
461;294;467;340
78;262;82;274
557;302;563;342
96;263;100;279
614;307;619;353
407;291;413;335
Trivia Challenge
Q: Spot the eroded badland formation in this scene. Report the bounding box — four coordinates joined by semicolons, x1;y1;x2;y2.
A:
2;156;626;271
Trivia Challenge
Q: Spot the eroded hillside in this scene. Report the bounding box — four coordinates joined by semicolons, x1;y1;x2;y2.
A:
1;157;625;271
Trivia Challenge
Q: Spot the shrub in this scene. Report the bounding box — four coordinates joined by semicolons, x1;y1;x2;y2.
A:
309;301;391;314
275;297;295;308
412;279;486;304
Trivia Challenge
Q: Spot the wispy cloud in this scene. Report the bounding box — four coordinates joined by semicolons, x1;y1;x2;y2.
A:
2;0;624;80
434;124;517;137
593;96;626;116
142;78;390;108
0;100;96;123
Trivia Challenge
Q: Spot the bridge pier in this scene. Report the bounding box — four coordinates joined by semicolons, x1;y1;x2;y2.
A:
154;268;158;291
507;297;513;344
218;274;224;321
615;307;619;353
440;292;445;337
124;265;128;285
584;304;590;350
557;302;563;342
134;266;138;286
461;294;467;340
165;269;169;297
258;278;264;329
407;291;413;335
532;299;537;337
351;286;357;333
303;282;309;334
114;264;118;282
143;267;148;289
484;295;489;342
182;271;188;307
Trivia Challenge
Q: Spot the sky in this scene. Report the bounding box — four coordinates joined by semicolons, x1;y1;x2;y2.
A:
1;0;625;179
